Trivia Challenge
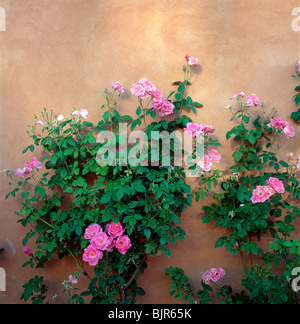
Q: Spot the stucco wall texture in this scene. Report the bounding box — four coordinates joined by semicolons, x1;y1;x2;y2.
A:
0;0;299;304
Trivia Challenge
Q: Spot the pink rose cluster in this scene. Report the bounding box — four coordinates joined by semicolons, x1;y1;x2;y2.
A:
198;149;222;172
227;92;260;108
131;77;174;117
202;268;225;285
267;116;295;139
184;122;215;137
15;157;42;178
82;222;132;267
250;177;285;204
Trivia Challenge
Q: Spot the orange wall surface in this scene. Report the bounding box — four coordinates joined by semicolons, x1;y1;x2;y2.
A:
0;0;299;304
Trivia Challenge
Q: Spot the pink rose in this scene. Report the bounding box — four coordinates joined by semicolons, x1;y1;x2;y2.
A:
184;122;202;137
188;57;198;67
266;177;285;194
139;78;156;95
268;116;288;130
106;222;125;238
23;247;33;257
112;81;125;94
84;223;103;240
69;275;78;285
90;232;111;251
82;245;103;266
202;271;211;285
131;81;148;99
210;268;225;282
283;124;295;139
198;155;213;172
199;124;215;134
15;168;30;178
250;186;271;203
156;99;175;117
30;157;42;169
208;149;221;163
115;235;132;255
246;94;260;107
296;61;300;73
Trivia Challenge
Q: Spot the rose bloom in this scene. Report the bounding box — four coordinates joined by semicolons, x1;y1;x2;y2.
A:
210;268;225;282
266;177;285;194
198;155;213;172
268;116;288;130
208;149;221;163
184;122;202;137
112;81;125;94
246;94;260;107
199;124;215;134
296;61;300;73
131;81;148;99
84;223;103;240
202;271;211;285
115;235;132;255
106;222;125;238
23;247;33;257
283;124;295;139
69;275;78;285
15;167;31;178
139;78;156;95
250;186;271;203
82;245;103;267
188;57;198;67
57;115;64;121
90;232;111;251
156;99;175;117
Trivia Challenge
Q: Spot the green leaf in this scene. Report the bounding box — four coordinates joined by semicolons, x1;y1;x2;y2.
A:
100;193;111;204
233;151;242;163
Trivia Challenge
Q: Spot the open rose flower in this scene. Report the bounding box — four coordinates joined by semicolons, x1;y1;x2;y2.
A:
112;81;125;94
246;94;260;107
106;222;125;238
115;235;132;255
184;122;202;137
131;80;148;99
250;186;271;203
266;177;285;194
155;98;175;117
82;245;103;267
84;223;103;240
202;268;225;285
188;56;198;67
198;155;213;172
210;268;225;282
283;125;295;139
208;149;221;163
90;232;111;251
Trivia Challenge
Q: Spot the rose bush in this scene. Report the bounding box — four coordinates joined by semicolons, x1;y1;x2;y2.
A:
2;56;212;304
166;86;300;304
